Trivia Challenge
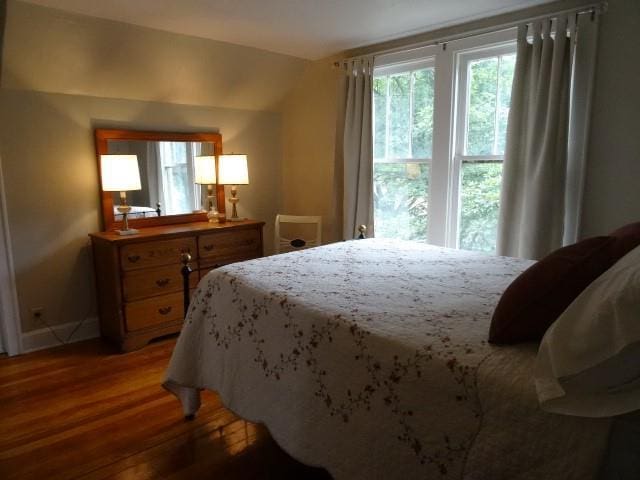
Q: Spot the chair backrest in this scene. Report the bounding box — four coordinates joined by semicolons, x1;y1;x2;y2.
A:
275;214;322;254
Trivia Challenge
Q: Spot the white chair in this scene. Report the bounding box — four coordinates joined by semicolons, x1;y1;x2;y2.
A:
275;214;322;254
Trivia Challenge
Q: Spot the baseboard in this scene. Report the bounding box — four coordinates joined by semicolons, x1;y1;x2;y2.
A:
21;317;100;353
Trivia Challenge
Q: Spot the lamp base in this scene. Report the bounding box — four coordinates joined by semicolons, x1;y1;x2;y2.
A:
116;228;140;236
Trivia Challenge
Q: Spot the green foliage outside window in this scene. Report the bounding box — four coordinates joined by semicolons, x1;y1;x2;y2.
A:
459;162;503;253
411;69;435;158
374;163;429;240
374;69;434;160
466;54;515;156
372;52;515;252
373;68;434;241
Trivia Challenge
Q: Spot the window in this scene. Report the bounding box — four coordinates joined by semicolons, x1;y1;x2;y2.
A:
455;48;516;253
373;60;434;240
158;141;198;214
372;32;516;252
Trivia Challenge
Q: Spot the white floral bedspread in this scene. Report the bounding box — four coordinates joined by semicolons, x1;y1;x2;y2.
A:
165;239;611;479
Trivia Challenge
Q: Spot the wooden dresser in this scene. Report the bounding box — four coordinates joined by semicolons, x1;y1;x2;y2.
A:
89;220;264;351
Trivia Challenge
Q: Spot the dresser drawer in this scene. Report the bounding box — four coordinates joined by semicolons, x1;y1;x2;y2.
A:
123;264;198;302
120;238;196;271
125;292;184;332
91;220;264;351
199;228;260;262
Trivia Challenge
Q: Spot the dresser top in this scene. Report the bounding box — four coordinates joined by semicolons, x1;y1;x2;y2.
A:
89;220;264;244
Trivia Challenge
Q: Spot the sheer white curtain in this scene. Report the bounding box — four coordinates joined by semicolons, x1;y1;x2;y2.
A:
339;57;374;240
497;13;599;259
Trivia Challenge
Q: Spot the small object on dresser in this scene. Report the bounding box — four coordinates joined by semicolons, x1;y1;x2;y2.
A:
206;208;219;223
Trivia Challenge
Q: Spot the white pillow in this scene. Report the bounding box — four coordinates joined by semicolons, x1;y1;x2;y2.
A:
534;244;640;417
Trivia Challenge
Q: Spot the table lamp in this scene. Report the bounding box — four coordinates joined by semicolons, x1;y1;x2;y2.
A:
218;154;249;222
194;155;219;223
100;154;142;235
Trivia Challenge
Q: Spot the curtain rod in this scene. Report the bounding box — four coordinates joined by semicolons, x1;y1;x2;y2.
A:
334;1;606;66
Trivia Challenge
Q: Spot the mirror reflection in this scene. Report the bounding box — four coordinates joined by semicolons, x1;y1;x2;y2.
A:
106;140;215;219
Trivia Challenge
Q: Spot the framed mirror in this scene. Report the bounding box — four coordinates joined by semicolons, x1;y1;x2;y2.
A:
95;129;225;231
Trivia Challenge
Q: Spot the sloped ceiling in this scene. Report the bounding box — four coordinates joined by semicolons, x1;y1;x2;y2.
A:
23;0;556;59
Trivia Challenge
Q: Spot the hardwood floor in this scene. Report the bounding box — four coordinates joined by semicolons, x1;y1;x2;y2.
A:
0;338;331;479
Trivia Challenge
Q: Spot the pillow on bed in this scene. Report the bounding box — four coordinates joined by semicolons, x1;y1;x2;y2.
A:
609;221;640;258
489;236;617;344
534;245;640;417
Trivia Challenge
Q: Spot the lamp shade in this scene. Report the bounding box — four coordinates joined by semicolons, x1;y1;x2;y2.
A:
194;155;217;184
100;155;141;191
218;154;249;185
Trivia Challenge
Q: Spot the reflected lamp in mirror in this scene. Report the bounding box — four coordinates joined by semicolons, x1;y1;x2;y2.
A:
218;154;249;222
100;154;142;235
194;155;219;223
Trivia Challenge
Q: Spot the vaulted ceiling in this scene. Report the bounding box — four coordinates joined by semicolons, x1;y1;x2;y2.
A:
24;0;556;59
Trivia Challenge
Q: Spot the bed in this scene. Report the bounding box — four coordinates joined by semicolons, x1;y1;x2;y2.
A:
164;238;625;479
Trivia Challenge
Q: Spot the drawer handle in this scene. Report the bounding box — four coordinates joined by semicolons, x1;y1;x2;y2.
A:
158;306;172;315
203;244;214;251
156;278;170;287
127;254;141;263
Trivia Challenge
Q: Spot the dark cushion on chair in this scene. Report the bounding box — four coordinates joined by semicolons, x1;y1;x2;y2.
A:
489;236;618;344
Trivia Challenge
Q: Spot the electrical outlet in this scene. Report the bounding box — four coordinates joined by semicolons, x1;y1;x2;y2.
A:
31;307;44;321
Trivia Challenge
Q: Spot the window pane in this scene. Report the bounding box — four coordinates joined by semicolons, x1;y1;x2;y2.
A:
373;162;429;240
163;164;189;214
411;68;435;159
159;141;187;167
466;57;498;156
496;54;516;155
388;73;411;158
373;76;388;160
159;142;191;215
459;162;503;253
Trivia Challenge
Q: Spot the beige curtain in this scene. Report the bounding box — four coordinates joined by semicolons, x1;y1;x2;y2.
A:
564;12;599;246
339;57;374;240
498;14;598;259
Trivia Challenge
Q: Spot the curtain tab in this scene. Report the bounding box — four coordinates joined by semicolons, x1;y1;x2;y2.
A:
542;18;552;38
518;23;528;44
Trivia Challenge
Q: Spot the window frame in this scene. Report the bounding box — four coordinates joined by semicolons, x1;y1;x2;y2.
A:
372;47;439;241
373;53;437;165
448;42;517;249
371;29;517;250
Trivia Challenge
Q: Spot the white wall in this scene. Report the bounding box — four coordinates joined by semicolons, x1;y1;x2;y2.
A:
281;59;342;243
2;0;305;112
580;0;640;236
